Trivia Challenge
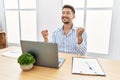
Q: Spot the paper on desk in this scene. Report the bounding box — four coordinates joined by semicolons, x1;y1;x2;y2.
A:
72;57;105;76
1;48;22;58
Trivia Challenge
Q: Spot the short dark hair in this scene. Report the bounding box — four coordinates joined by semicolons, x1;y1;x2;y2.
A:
62;5;75;14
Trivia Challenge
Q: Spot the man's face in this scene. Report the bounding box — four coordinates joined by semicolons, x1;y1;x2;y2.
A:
61;8;75;24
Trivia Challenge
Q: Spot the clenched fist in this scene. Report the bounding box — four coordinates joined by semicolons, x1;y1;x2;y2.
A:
76;27;84;36
76;27;84;44
41;29;48;42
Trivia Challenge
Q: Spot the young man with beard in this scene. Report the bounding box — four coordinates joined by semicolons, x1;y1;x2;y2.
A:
41;5;87;55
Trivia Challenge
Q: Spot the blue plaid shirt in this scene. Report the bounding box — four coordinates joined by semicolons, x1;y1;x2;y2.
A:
51;25;87;55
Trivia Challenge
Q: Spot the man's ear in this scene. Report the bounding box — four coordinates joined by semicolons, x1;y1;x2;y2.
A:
73;15;75;19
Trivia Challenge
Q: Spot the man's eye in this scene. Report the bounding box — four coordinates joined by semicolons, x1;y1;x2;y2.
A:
66;12;70;14
62;12;65;14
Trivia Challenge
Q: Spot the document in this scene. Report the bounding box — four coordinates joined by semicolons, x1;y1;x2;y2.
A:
72;57;106;76
1;48;22;58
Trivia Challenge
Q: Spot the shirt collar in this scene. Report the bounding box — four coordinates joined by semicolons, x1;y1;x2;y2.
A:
60;24;76;31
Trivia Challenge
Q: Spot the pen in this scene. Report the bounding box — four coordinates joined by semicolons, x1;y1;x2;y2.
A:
85;61;98;74
85;61;93;71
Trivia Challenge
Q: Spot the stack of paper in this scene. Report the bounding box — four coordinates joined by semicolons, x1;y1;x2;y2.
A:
1;49;22;58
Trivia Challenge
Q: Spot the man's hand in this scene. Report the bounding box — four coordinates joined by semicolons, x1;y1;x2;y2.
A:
76;27;84;36
41;30;48;42
76;27;84;44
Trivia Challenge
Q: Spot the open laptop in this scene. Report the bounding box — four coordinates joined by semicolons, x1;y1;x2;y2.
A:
20;40;65;68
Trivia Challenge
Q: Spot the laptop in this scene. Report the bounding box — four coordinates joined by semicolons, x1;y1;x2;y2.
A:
20;40;65;68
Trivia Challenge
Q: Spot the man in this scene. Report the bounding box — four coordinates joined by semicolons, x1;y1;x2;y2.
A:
41;5;87;55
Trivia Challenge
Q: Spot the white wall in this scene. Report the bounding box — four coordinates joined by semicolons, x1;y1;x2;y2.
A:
0;0;5;30
0;0;2;23
37;0;62;41
108;0;120;59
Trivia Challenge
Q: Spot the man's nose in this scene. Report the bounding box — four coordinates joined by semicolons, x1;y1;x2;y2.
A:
62;14;67;17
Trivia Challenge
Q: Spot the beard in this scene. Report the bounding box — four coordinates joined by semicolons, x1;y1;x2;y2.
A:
62;17;70;24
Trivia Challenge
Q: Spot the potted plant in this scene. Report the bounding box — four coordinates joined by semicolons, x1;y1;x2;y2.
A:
18;52;35;71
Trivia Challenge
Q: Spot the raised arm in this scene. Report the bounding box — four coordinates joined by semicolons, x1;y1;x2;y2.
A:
76;27;87;55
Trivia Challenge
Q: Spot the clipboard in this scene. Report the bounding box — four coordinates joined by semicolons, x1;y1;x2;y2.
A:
72;57;106;76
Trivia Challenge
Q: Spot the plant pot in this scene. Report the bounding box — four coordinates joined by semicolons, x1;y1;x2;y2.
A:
20;64;33;71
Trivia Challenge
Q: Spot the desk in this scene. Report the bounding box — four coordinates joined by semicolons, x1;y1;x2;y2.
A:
0;46;120;80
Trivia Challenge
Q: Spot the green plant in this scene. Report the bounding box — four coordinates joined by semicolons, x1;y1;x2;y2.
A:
18;52;35;65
